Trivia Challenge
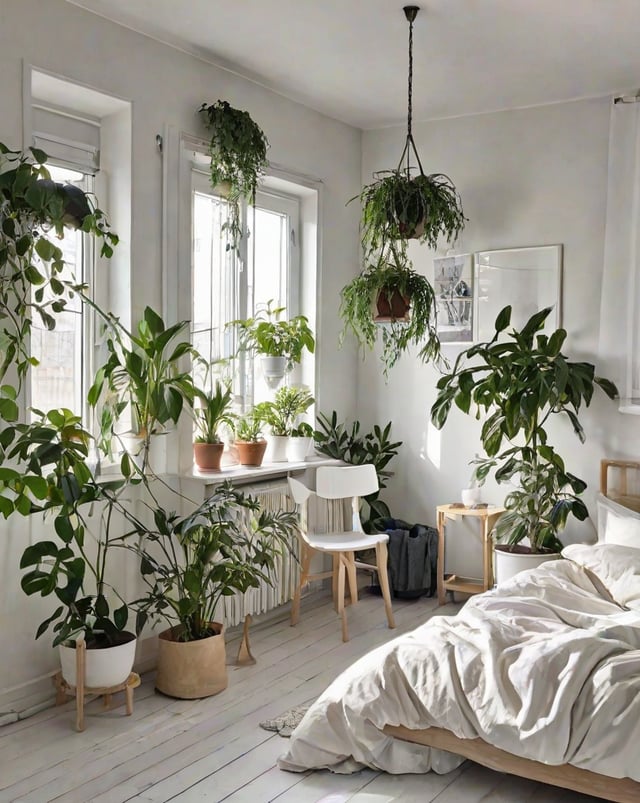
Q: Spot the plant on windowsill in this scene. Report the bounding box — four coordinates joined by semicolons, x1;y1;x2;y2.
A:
228;300;315;388
233;409;268;467
430;305;618;582
254;385;314;462
88;306;197;473
199;99;269;254
124;481;298;698
313;410;402;532
192;380;236;471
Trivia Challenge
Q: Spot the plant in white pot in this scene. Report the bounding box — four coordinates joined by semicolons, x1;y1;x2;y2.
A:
12;409;137;688
287;422;314;463
228;300;315;389
255;385;315;463
430;305;618;583
128;481;298;699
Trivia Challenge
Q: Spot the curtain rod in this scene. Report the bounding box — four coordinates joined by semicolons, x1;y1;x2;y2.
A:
614;93;640;104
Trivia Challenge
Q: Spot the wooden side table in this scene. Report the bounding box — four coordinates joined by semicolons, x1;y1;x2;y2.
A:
437;504;505;605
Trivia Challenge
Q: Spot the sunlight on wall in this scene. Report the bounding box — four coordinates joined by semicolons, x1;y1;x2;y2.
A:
421;419;441;470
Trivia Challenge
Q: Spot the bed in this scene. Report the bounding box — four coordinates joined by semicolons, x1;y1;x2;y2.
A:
278;461;640;802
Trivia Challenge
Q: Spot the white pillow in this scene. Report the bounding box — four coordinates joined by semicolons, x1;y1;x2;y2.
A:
596;493;640;547
562;543;640;609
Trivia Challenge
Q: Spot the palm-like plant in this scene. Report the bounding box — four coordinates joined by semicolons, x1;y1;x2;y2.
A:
193;381;235;444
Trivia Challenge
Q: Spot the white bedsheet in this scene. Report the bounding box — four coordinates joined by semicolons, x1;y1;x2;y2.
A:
279;559;640;778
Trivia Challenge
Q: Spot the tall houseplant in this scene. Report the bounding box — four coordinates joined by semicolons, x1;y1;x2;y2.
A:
127;481;298;698
430;306;618;577
199;99;269;253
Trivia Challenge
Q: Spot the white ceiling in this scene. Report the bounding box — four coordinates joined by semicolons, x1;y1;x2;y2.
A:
68;0;640;129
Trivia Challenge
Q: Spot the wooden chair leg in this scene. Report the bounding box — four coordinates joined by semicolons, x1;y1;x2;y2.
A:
376;542;396;630
75;640;86;732
291;543;312;626
346;551;358;605
337;554;348;642
332;553;339;609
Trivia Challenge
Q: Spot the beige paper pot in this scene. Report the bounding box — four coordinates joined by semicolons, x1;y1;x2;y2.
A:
156;623;228;699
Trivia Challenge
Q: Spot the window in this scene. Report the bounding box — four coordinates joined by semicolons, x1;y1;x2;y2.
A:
191;171;301;408
29;165;93;421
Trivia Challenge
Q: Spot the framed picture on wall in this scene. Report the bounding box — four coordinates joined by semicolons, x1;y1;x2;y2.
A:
433;253;474;343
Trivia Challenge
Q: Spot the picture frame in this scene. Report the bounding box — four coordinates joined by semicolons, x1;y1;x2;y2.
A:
433;253;474;343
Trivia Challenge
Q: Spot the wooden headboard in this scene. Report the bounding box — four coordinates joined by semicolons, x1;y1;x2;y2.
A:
600;459;640;513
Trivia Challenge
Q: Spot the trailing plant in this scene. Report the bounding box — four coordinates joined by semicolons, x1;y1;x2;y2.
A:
339;253;440;377
314;410;402;530
0;142;118;392
199;100;269;253
430;305;618;553
229;300;315;371
128;481;298;642
255;385;314;437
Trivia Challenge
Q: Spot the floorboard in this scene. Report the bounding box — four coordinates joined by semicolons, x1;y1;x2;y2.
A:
0;590;611;803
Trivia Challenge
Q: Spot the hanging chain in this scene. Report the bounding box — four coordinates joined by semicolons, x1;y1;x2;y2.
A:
407;13;414;149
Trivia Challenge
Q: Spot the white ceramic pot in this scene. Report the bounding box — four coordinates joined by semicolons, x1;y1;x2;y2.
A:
260;356;287;389
265;434;289;463
461;487;481;507
286;436;312;462
59;634;137;688
494;546;560;585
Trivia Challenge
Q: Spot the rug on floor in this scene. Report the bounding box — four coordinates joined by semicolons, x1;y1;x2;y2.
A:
259;703;312;737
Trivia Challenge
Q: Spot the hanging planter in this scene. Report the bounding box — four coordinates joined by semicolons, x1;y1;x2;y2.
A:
340;6;466;375
199;100;269;254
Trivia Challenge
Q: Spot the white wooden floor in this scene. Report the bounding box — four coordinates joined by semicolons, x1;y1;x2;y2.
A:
0;590;606;803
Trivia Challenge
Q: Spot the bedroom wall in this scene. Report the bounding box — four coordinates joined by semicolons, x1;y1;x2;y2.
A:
0;0;361;713
359;97;640;576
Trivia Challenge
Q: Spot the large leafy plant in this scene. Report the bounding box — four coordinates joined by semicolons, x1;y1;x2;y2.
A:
199;100;269;253
127;482;298;642
430;306;618;553
314;410;402;530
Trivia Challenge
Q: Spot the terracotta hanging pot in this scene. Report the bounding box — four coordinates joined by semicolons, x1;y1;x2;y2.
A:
374;289;411;322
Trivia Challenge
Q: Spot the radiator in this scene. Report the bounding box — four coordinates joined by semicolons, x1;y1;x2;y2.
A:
221;480;345;627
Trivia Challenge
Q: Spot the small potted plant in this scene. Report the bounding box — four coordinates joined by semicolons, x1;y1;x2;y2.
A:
229;300;315;388
255;385;314;462
199;99;269;253
430;305;618;583
192;380;236;471
234;409;268;467
129;481;298;698
287;422;315;463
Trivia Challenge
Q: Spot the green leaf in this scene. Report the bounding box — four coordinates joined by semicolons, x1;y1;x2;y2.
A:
35;238;57;262
494;306;512;333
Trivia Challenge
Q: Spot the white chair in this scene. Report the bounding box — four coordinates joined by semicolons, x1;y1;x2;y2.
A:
288;464;396;642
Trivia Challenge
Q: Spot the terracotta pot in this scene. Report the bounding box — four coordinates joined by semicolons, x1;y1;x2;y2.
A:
374;289;411;322
59;633;136;688
156;623;227;699
193;441;224;471
235;439;267;466
398;218;426;239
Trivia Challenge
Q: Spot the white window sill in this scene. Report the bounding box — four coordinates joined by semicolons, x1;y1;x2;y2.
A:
188;455;342;487
618;399;640;415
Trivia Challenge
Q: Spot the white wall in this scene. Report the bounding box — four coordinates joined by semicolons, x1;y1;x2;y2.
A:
359;98;640;575
0;0;361;712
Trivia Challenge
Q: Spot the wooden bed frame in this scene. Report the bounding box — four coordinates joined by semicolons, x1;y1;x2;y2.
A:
382;460;640;802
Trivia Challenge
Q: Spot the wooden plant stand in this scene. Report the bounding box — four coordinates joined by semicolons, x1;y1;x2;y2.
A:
52;640;140;732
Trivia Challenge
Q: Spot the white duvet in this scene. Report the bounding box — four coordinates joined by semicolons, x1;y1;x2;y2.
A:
279;559;640;779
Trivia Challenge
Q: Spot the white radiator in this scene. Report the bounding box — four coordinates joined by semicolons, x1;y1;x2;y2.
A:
221;480;345;627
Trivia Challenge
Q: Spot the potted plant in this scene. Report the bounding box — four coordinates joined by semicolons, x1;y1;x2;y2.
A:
89;306;196;472
234;409;268;467
9;409;137;688
255;385;314;462
430;305;618;582
229;300;315;388
287;422;315;463
191;380;236;471
199;99;269;254
339;254;441;377
127;481;298;698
